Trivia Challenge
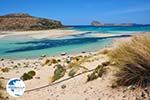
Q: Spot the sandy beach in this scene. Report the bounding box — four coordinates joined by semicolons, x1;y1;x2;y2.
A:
0;47;146;100
0;29;84;39
0;31;149;100
0;29;130;40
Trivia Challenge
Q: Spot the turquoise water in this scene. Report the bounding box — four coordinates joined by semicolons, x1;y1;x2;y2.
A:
0;26;150;59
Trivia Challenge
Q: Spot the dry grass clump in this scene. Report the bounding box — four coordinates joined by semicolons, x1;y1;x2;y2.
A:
0;80;6;99
108;33;150;87
99;48;111;55
1;67;10;73
44;58;57;66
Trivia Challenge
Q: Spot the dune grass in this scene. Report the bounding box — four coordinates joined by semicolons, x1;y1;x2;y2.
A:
108;33;150;87
87;65;106;82
52;64;66;82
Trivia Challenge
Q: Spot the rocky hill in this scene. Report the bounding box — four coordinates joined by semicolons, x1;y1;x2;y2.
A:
0;13;63;31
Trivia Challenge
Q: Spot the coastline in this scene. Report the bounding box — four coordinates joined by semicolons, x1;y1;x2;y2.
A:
0;29;132;39
0;29;84;39
0;34;148;100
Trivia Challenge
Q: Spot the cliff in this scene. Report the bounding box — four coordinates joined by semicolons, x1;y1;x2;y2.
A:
0;13;63;31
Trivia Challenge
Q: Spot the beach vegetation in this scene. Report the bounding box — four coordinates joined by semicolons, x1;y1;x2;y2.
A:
44;59;50;65
68;62;80;68
50;58;57;64
1;67;10;73
87;65;106;82
28;70;36;76
108;34;150;87
0;80;5;99
52;64;66;82
68;68;77;77
44;58;57;66
21;70;36;81
99;48;111;55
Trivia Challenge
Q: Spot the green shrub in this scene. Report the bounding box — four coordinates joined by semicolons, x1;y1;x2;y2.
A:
28;71;36;76
68;69;77;77
108;34;150;87
21;70;36;81
87;65;106;82
52;64;66;82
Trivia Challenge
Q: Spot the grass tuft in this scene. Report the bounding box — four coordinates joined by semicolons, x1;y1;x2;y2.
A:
52;64;66;82
87;65;106;82
108;33;150;87
1;67;10;73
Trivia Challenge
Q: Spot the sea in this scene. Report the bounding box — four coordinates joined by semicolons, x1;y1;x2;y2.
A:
0;25;150;59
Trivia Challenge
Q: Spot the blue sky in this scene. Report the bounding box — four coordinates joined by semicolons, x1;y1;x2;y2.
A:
0;0;150;25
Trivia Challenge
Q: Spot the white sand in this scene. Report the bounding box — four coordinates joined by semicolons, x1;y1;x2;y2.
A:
0;29;84;39
0;50;143;100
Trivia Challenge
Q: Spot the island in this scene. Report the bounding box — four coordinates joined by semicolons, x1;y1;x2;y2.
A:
91;20;150;26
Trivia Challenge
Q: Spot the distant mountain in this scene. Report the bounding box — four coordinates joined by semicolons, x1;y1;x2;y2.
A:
91;21;150;26
0;13;63;31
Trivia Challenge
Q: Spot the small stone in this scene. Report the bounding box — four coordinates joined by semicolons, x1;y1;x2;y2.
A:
127;85;136;90
0;58;4;61
57;59;61;62
141;91;145;98
61;84;66;89
16;71;19;73
136;97;140;100
61;52;67;56
35;77;40;79
82;51;86;53
102;61;110;66
41;54;46;57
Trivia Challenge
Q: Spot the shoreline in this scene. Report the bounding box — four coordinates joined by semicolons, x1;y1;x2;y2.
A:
0;29;84;39
0;28;133;39
0;35;147;100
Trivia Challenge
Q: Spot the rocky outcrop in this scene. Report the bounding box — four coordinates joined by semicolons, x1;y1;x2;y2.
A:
91;21;103;26
0;13;63;31
91;20;150;26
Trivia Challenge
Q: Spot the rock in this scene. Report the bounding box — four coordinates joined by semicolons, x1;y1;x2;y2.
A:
81;51;86;53
41;55;46;58
127;85;136;90
141;91;145;98
91;21;103;26
102;61;110;66
35;77;40;79
61;84;66;89
61;52;67;56
16;71;19;73
57;59;61;62
0;58;4;61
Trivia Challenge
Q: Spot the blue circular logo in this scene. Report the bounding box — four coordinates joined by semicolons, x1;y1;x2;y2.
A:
6;78;25;97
